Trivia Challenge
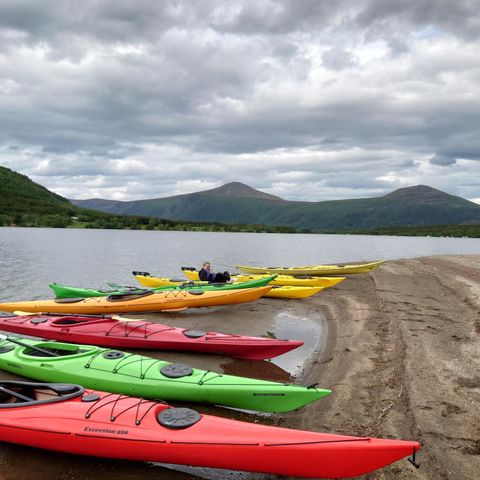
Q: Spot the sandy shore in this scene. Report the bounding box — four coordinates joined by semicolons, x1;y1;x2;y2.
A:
288;254;480;480
1;254;479;479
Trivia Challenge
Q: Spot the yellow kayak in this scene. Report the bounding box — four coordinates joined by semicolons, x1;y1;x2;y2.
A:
0;286;272;315
178;270;346;288
134;274;324;299
235;260;385;276
135;273;208;288
264;286;325;299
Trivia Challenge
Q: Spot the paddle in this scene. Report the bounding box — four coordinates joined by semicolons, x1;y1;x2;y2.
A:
13;311;143;323
106;282;152;293
0;333;60;357
0;385;35;402
159;307;188;313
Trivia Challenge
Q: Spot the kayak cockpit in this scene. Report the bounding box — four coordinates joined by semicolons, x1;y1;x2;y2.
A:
22;345;91;357
0;381;84;408
9;339;99;359
51;317;108;326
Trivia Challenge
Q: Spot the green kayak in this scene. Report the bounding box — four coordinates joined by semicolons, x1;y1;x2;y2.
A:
50;275;277;299
0;336;330;412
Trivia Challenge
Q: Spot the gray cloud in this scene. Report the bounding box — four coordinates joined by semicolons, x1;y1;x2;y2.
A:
0;0;479;204
322;47;357;70
354;0;480;41
430;154;456;166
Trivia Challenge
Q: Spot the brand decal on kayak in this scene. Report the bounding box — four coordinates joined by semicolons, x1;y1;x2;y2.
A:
84;426;129;435
6;362;21;369
253;393;285;396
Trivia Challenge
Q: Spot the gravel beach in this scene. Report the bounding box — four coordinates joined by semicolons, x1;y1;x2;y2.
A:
1;254;479;480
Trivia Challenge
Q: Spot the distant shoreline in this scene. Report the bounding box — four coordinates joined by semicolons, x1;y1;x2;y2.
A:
1;223;479;238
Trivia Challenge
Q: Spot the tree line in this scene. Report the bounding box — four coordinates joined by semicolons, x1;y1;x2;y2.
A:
0;211;301;233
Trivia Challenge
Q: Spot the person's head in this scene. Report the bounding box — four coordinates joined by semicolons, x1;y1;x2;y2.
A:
202;261;211;270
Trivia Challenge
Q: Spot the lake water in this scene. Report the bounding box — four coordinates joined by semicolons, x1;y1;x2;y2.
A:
0;227;479;300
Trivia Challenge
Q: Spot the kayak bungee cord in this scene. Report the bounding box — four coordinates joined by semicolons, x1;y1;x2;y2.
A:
68;348;285;387
83;393;163;425
104;320;175;338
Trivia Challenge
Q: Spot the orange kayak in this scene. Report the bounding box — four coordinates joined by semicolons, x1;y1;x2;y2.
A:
0;286;272;314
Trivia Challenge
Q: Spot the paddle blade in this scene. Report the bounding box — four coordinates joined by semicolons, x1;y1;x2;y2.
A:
160;307;188;312
111;315;143;322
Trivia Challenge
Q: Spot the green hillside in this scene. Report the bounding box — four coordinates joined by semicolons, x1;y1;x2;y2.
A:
73;183;480;231
0;166;73;215
0;166;78;226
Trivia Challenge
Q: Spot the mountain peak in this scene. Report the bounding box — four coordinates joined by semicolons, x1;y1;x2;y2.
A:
200;182;284;201
384;185;458;204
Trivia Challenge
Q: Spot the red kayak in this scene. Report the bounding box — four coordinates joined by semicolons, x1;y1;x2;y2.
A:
0;381;420;478
0;313;303;360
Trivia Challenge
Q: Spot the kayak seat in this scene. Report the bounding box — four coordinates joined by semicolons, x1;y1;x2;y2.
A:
48;384;80;394
107;291;154;302
132;271;150;276
181;267;196;271
25;347;82;357
54;297;85;303
53;318;85;325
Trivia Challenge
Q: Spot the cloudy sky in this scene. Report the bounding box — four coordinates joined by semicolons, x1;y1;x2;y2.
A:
1;0;479;203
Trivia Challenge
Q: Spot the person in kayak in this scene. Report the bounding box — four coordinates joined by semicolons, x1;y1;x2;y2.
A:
199;262;231;283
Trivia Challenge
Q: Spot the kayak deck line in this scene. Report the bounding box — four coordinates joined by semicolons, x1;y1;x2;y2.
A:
83;394;160;424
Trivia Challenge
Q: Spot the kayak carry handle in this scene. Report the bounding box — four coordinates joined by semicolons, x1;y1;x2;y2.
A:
408;448;421;469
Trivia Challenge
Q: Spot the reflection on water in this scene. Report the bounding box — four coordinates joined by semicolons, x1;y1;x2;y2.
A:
220;357;292;383
270;311;326;377
155;463;268;480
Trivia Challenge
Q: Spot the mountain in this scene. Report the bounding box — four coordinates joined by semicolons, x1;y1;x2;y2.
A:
199;182;284;201
72;183;480;231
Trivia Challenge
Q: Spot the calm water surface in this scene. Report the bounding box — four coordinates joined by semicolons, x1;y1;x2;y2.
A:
0;227;478;300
